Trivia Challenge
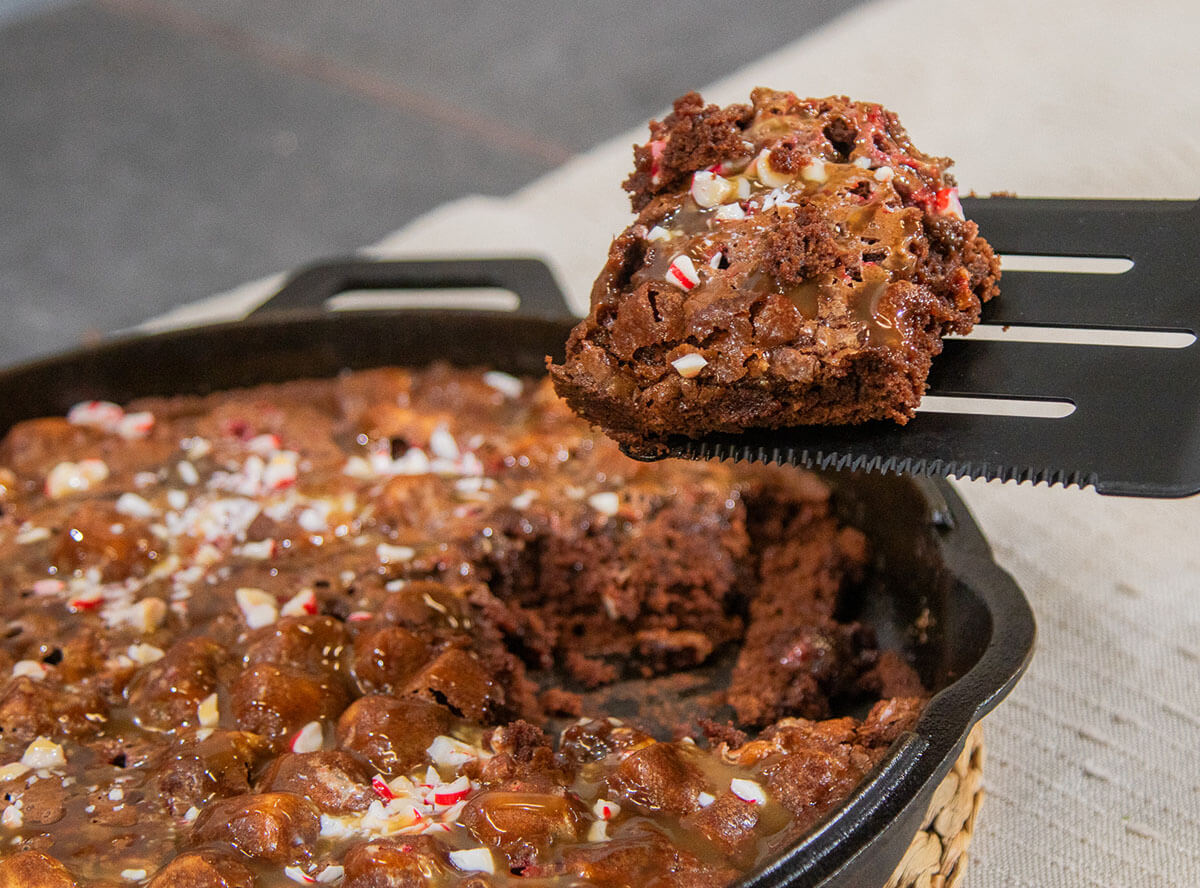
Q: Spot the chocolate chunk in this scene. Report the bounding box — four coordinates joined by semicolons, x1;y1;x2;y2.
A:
258;750;374;814
335;695;451;775
190;792;320;864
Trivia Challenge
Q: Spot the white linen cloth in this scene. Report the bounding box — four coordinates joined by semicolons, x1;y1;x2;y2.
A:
149;0;1200;883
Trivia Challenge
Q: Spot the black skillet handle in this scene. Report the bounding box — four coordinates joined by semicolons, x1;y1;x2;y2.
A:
250;257;578;323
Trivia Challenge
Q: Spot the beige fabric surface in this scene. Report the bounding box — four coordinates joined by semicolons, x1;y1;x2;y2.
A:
150;0;1200;884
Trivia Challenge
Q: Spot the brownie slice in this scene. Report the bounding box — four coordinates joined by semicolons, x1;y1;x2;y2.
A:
550;88;1000;454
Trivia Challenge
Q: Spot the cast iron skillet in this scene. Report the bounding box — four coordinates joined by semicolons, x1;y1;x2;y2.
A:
0;258;1035;888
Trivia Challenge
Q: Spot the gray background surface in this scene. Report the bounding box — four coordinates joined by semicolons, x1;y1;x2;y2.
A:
0;0;862;365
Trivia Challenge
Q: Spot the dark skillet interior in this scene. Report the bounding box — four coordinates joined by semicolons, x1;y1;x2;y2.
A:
0;259;1034;888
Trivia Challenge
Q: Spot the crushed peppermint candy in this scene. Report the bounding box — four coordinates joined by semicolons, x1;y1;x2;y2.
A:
115;492;155;519
291;721;324;754
371;775;395;801
115;411;155;440
690;170;735;208
12;660;47;680
45;458;109;499
482;370;523;399
671;352;708;379
666;255;700;290
800;158;827;183
281;588;318;618
587;819;609;842
646;225;672;242
874;165;895;183
432;775;471;806
67;400;124;429
707;250;725;269
120;868;148;882
176;460;200;486
127;643;165;665
714;202;746;221
592;799;621;820
761;188;798;212
427;735;480;769
246;433;282;455
587;492;620;517
284;865;316;884
316;866;344;884
103;597;167;633
510;489;538;510
697;791;716;808
15;525;51;545
0;805;21;830
376;543;415;564
21;737;67;769
730;777;768;805
197;693;220;729
934;186;965;219
236;587;278;629
449;847;495;875
853;155;872;169
428;425;460;461
235;539;275;560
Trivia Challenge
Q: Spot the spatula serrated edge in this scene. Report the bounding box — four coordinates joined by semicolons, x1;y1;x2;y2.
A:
675;440;1100;490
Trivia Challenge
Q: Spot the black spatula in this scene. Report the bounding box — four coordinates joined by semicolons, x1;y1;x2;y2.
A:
626;197;1200;498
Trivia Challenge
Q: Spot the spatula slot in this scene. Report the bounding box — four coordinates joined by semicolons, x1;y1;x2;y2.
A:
915;396;1076;419
999;255;1134;275
950;326;1195;349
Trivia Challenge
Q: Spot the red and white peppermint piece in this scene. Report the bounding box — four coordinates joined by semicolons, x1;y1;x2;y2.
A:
281;588;318;617
284;866;316;884
32;579;64;596
67;400;124;430
648;139;666;184
290;721;324;754
246;433;281;455
645;225;672;242
432;775;471;806
934;187;964;219
427;735;478;768
730;777;767;805
236;587;278;629
697;791;716;808
666;255;700;290
873;165;895;183
263;452;299;491
68;588;104;611
115;411;155;440
346;610;373;622
12;660;47;680
587;819;609;842
371;774;395;801
671;353;708;379
315;866;344;884
592;799;621;820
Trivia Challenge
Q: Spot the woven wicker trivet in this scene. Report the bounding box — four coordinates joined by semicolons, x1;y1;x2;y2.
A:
884;724;985;888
